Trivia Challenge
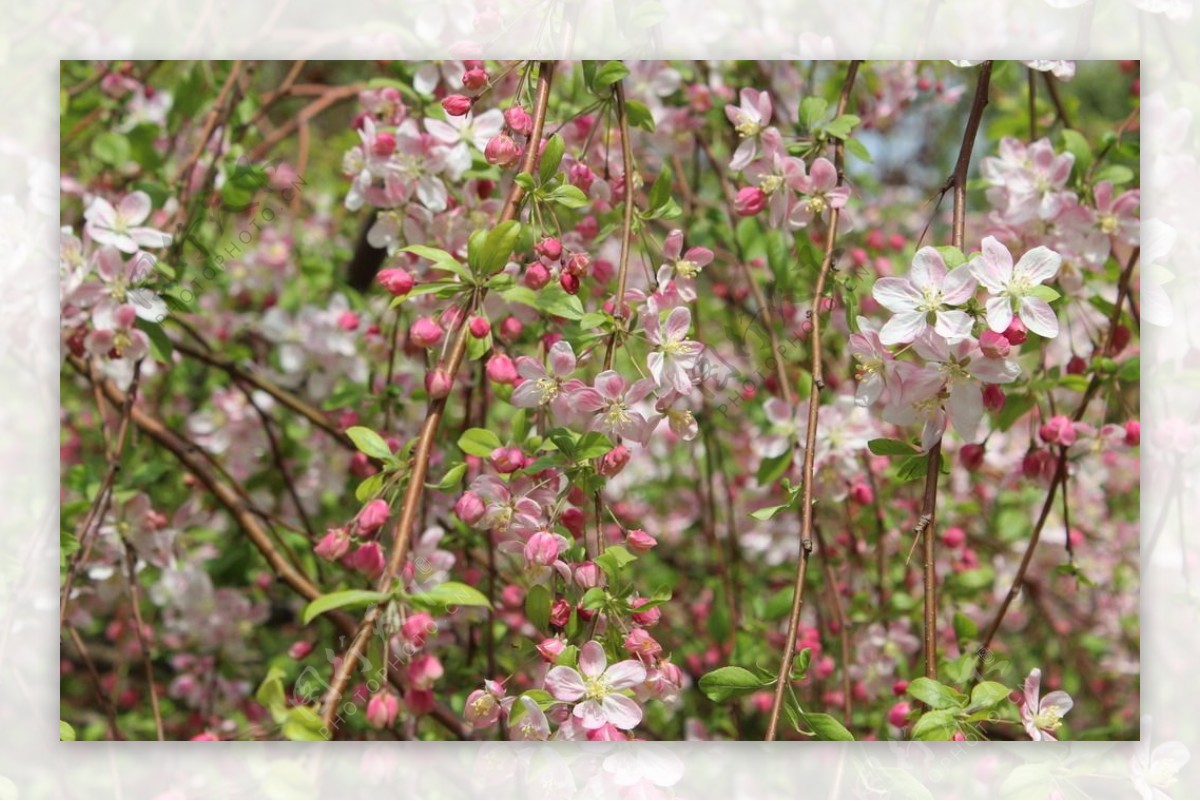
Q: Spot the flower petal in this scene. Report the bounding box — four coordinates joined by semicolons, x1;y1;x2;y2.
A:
544;666;586;702
985;296;1013;334
909;248;947;291
1040;690;1074;717
578;640;607;678
601;693;644;730
548;340;577;376
933;310;973;343
872;278;922;314
946;384;983;443
1019;297;1060;339
603;660;648;690
1014;246;1062;284
941;264;978;305
573;699;607;730
972;236;1013;293
879;311;927;346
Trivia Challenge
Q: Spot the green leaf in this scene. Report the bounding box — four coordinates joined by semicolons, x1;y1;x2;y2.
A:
400;244;470;279
907;676;967;710
1028;285;1061;302
135;318;174;363
255;666;287;716
993;392;1036;432
843;136;873;163
800;97;830;131
525;584;552;631
355;472;385;503
699;666;768;703
895;454;930;483
969;681;1012;711
593;61;630;88
480;221;523;275
868;438;919;456
1093;164;1134;186
646;165;673;216
429;462;467;490
60;720;76;742
593;545;637;584
756;449;793;486
535;284;585;320
575;432;614;460
282;706;329;741
547;184;590;209
912;709;959;740
345;426;392;460
934;245;967;269
823;114;860;140
750;503;791;521
301;589;391;624
803;712;855;741
1060;129;1092;177
580;586;608;611
92;132;131;167
409;581;493;609
1118;356;1140;382
514;171;536;191
625;99;656;132
540;133;566;183
952;611;978;643
458;427;502;457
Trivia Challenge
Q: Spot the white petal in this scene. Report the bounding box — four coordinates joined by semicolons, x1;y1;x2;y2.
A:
601;694;644;730
879;311;927;346
933;310;973;343
985;297;1013;333
947;385;983;442
1019;297;1059;339
1015;246;1062;284
871;277;922;313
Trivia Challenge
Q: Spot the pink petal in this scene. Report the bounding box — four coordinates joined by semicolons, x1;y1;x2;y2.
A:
548;341;576;376
1024;669;1043;711
934;310;973;343
809;157;837;192
579;641;607;678
574;699;607;730
544;666;586;702
603;660;648;690
664;307;691;341
941;264;978;305
729;138;757;172
572;388;606;413
601;693;643;730
93;246;124;282
595;370;627;400
1019;297;1059;339
879;311;927;346
1040;690;1074;717
663;230;683;261
972;236;1014;292
1014;246;1062;285
946;384;983;442
117;191;152;225
871;278;922;314
910;248;947;291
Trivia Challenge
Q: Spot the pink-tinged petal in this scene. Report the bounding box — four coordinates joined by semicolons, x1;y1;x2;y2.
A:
1019;297;1059;339
825;186;851;208
603;660;648;690
871;277;922;314
1093;180;1114;213
973;236;1014;292
763;397;793;427
510;697;549;740
729;138;757;172
117;191;152;225
84;197;117;227
941;264;978;304
856;373;883;407
1112;189;1140;218
909;247;947;290
1024;669;1043;711
809;157;837;191
1014;246;1062;285
685;246;714;267
579;641;607;678
626;377;657;405
969;355;1021;384
595;370;627;400
663;230;683;261
126;251;158;283
664;306;692;341
572;388;606;413
548;340;577;376
125;330;150;361
985;297;1013;334
934;310;973;343
601;694;644;730
510;381;543;408
911;329;950;363
946;384;983;442
127;288;168;322
1040;690;1074;717
756;90;773;126
723;103;743;127
902;364;946;401
544;666;586;702
574;699;607;730
920;409;948;452
647;352;665;386
515;356;547;381
878;311;927;346
84;329;115;356
94;246;124;282
1048;152;1074;185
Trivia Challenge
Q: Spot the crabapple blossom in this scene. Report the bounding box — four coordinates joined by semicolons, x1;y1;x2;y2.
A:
84;191;173;253
970;236;1063;338
1019;668;1074;741
645;306;702;394
725;88;774;170
871;247;977;345
545;641;648;731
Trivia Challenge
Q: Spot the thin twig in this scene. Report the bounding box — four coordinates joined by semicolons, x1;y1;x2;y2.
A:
120;542;165;740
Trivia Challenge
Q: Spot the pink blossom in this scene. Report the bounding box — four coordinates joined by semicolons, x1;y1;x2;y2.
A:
524;531;565;567
314;526;351;561
377;267;414;296
356;499;390;536
409;317;445;348
789;157;851;227
511;340;584;417
734;186;768;217
441;94;472;117
626;529;657;553
645;307;702;394
871;247;977;345
1019;668;1073;741
366;690;400;729
84;191;172;253
509;695;550;740
545;641;647;731
486;354;519;385
970;236;1063;339
484;133;521;168
572;370;659;445
725;88;774;170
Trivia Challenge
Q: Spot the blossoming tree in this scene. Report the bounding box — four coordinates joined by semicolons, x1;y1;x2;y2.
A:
59;58;1140;742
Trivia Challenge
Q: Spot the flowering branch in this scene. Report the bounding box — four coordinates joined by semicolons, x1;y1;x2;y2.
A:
765;59;860;742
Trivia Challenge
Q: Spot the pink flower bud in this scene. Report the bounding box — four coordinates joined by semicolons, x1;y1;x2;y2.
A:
425;368;453;399
960;443;985;471
979;330;1011;359
524;531;562;566
549;598;571;628
401;612;436;650
486;354;519;385
536;237;563;261
523;262;550;289
624;628;663;660
346;542;385;579
631;597;661;627
1124;419;1140;446
849;481;874;505
372;132;396;157
734;186;768;217
1109;324;1131;354
465;688;501;727
489;446;525;474
366;690;400;729
314;527;351;561
441;94;473;117
455;491;486;525
1039;415;1075;446
866;230;886;250
404;688;435;716
626;528;657;553
498;316;523;341
468;316;490;338
560;272;580;295
504;105;532;136
484;133;521;167
892;679;909;696
560;507;585;539
537;637;566;662
982;383;1005;412
566;252;591;277
1066;355;1087;375
598;444;631;477
356;499;390;536
888;701;912;728
1003;317;1028;346
816;655;836;680
409;317;444;348
461;68;488;91
377;267;414;297
942;526;966;549
574;561;604;589
407;654;444;690
337;310;360;332
289;640;314;660
569;162;595;192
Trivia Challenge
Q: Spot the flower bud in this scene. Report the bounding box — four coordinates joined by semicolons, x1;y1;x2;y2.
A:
1066;355;1087;375
1109;324;1131;355
524;531;562;566
892;679;909;696
405;688;435;716
407;654;444;690
942;526;966;548
734;186;768;216
1003;317;1028;346
489;446;525;474
849;481;874;505
598;444;632;477
409;317;444;348
560;272;580;295
377;267;415;297
979;330;1011;359
982;383;1005;412
536;237;563;261
484;133;521;167
549;598;571;628
314;527;351;561
486;354;519;385
346;542;385;579
356;499;390;536
959;443;985;471
372;132;396;157
468;316;491;339
624;628;663;660
504;105;533;135
288;640;314;660
401;612;436;650
569;162;595;192
455;491;486;525
537;637;566;662
497;316;523;341
523;262;550;289
888;701;912;728
631;597;661;627
366;690;400;729
574;561;604;589
441;94;473;117
424;368;452;399
626;528;657;553
461;68;488;91
1124;419;1140;446
337;310;360;332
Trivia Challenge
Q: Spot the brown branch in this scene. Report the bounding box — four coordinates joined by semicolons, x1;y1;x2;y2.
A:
121;541;164;740
603;80;637;372
1042;71;1073;131
64;624;123;740
246;83;363;163
318;61;556;736
765;59;859;741
813;525;853;723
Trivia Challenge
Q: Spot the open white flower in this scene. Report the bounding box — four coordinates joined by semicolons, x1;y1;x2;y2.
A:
969;236;1063;338
872;247;977;345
